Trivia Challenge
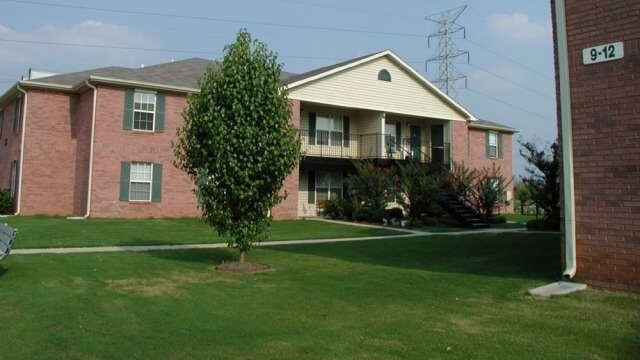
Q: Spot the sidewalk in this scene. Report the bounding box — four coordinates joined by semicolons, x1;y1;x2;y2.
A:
11;226;533;255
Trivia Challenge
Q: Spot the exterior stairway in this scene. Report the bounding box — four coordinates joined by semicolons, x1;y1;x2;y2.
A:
438;191;489;228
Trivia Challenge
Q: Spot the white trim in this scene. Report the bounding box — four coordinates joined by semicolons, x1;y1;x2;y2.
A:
13;85;27;215
90;75;198;93
129;162;153;202
554;0;577;279
286;50;478;121
132;91;157;132
83;81;98;218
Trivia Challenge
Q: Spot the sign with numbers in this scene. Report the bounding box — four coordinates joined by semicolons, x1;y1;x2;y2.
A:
582;42;624;65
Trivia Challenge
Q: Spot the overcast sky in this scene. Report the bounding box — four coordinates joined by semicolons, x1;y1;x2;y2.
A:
0;0;556;176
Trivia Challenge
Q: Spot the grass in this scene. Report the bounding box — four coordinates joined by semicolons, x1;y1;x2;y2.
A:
505;213;538;223
1;232;638;359
3;216;402;249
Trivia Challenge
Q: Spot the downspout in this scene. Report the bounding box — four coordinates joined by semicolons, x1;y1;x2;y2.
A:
554;0;577;278
13;85;28;215
83;81;98;218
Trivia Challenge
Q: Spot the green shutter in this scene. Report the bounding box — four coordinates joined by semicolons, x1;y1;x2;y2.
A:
307;171;315;204
155;93;165;133
119;162;131;201
485;131;491;158
123;90;134;130
498;133;504;158
308;112;316;145
152;163;163;202
343;116;350;147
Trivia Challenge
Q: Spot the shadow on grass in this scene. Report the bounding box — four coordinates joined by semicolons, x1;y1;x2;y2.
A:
0;266;7;277
268;232;561;280
147;248;237;265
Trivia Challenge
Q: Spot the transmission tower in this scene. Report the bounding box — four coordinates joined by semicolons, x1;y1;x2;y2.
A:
425;5;470;98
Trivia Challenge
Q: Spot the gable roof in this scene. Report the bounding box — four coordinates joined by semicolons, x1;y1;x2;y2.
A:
286;50;478;121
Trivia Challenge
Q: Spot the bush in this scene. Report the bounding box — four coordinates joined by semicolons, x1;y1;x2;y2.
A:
353;206;385;224
385;207;404;220
321;199;354;220
322;199;343;219
396;161;443;221
526;218;560;231
488;215;506;224
0;189;13;214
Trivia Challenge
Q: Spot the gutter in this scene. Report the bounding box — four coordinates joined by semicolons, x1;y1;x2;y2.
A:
554;0;577;279
83;81;98;218
14;85;28;215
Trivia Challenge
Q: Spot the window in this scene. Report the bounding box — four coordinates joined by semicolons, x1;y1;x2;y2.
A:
316;116;343;146
9;160;17;198
133;92;156;131
316;171;342;203
129;162;153;201
13;97;22;134
488;131;498;158
378;69;391;82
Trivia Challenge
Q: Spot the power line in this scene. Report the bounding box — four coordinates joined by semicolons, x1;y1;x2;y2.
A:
1;0;554;81
462;87;551;120
0;0;425;38
463;63;554;100
0;38;347;61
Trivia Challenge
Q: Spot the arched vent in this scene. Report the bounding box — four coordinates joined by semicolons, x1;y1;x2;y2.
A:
377;69;391;82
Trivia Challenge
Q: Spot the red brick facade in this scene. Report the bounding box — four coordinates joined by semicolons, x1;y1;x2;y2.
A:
451;121;515;213
553;0;640;291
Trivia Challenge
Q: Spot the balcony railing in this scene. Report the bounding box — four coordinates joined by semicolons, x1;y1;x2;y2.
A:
299;129;450;165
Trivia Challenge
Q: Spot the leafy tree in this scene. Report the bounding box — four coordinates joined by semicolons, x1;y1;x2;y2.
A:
469;164;511;219
514;181;533;215
174;29;300;263
519;140;560;226
345;161;394;223
396;161;443;221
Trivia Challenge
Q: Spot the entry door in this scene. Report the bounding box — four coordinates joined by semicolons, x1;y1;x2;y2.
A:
430;124;444;165
410;125;421;160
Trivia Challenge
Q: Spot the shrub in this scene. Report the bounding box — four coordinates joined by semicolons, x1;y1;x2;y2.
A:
396;161;443;221
385;207;404;220
0;189;13;215
488;215;506;224
353;206;385;224
345;161;393;224
519;140;560;227
322;199;344;219
526;218;560;231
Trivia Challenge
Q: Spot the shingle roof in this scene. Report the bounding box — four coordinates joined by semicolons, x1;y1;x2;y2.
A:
32;57;298;89
469;119;518;133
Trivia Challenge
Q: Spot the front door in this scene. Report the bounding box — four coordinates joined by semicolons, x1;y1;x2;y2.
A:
410;125;421;161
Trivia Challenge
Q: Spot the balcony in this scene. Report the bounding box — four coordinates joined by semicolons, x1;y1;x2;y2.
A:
299;129;450;165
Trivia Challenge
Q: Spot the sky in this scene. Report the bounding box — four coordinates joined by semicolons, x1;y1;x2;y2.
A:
0;0;556;176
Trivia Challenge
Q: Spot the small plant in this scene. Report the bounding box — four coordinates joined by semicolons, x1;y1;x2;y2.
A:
0;189;13;214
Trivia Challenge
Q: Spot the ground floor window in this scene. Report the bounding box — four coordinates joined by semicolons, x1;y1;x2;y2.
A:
129;162;153;201
316;171;342;203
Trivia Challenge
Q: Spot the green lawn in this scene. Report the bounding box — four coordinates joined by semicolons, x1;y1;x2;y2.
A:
3;216;402;249
1;233;638;359
505;213;538;223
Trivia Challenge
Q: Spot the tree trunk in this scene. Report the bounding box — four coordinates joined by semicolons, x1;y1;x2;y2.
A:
239;250;246;264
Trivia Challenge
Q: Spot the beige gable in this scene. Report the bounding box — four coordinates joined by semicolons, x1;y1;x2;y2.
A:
288;56;467;121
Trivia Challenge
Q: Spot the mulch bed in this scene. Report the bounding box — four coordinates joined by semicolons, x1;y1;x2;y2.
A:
215;262;271;273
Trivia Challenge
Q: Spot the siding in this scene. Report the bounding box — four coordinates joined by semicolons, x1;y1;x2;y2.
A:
290;56;468;121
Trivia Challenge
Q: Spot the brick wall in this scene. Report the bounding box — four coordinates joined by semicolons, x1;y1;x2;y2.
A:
271;99;301;220
554;0;640;291
90;86;199;218
0;96;23;198
20;90;78;215
451;121;515;213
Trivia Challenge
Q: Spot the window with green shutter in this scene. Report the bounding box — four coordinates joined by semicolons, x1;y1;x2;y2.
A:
152;163;163;202
487;131;499;158
124;90;164;133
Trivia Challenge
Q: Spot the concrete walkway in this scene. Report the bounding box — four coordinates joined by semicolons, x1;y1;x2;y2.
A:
11;226;534;256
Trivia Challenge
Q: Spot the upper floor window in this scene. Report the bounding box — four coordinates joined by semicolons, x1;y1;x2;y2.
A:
133;92;156;131
487;131;499;158
316;115;343;146
13;97;22;134
378;69;391;82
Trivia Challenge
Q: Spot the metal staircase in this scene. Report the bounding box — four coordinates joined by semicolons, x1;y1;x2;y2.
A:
438;191;489;228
